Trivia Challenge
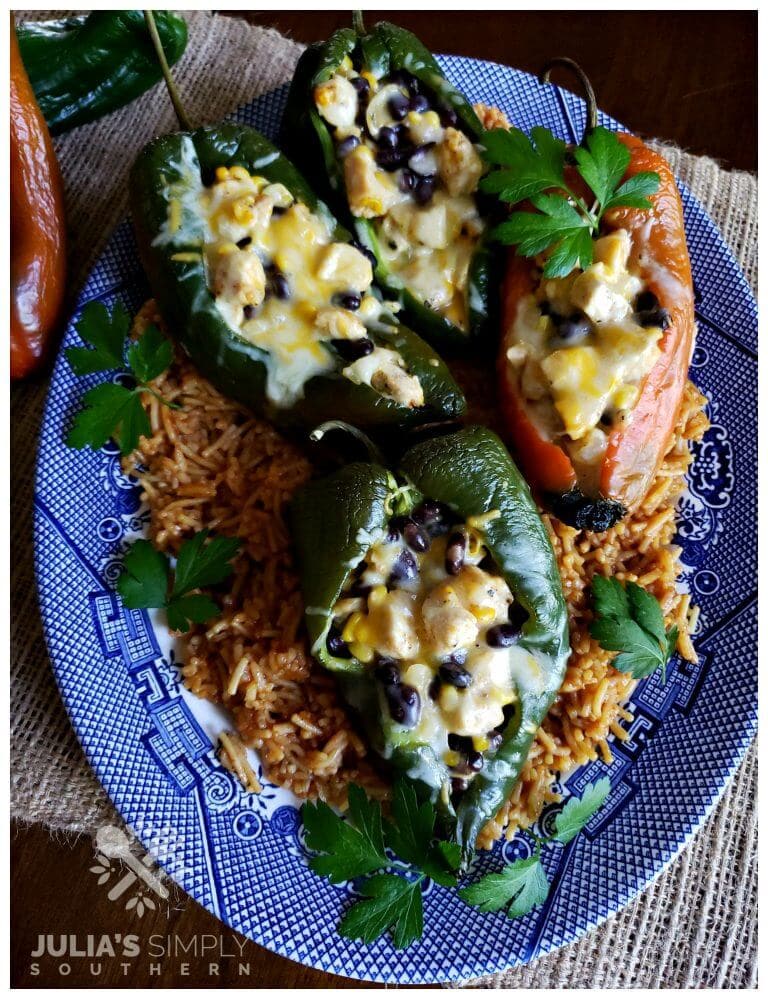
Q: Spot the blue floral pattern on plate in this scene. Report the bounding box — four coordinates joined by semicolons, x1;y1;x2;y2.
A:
34;57;756;983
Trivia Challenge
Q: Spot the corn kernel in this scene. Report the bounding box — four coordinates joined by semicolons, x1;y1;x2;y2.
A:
471;605;496;623
439;686;459;712
215;166;230;182
349;642;375;663
444;751;460;768
216;242;239;256
229;165;250;181
170;252;201;263
342;611;364;643
473;735;490;752
361;70;378;91
232;200;255;225
368;586;388;608
168;199;182;234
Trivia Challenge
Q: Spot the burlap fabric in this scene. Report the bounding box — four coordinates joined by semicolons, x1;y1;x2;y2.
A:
11;11;756;989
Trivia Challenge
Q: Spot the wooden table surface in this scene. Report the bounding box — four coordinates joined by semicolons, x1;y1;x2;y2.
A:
12;9;756;990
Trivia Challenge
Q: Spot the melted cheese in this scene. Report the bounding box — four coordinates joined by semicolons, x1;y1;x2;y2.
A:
157;143;423;409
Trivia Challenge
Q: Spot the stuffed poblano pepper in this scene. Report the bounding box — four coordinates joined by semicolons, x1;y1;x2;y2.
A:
282;15;500;350
290;426;570;858
128;20;464;433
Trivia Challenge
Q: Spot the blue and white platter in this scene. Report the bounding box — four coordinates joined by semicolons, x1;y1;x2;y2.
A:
35;56;757;983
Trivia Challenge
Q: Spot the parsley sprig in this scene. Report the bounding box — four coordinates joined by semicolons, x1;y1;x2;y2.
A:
303;776;610;947
117;529;241;633
480;124;660;278
65;301;177;456
458;778;610;918
590;576;678;681
302;780;460;949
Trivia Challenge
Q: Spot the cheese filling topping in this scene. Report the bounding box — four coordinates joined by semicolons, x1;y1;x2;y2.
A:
328;499;540;793
160;145;423;409
314;57;486;331
506;229;669;491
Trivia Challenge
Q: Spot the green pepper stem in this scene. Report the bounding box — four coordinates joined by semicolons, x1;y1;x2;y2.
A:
352;10;365;36
144;10;192;131
309;420;385;465
538;57;598;143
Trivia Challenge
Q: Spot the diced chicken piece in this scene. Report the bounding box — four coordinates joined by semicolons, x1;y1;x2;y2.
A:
593;228;632;274
406;110;444;145
520;357;549;401
440;648;511;736
343;347;424;408
402;257;454;311
314;75;359;132
365;590;419;660
570;264;633;324
436;127;484;196
315;307;367;341
343;146;402;218
450;565;512;622
541;345;609;440
211;249;266;309
421;584;480;657
316;242;373;291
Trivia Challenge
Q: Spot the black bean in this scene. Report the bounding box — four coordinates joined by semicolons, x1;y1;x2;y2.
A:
439;107;458;127
330;337;374;362
351;76;370;96
445;531;466;576
487;623;522;648
270;273;290;300
448;733;473;753
557;315;592;342
403;519;430;553
487;730;504;753
236;236;252;249
243;304;257;320
634;290;659;313
414;175;436;205
378;125;400;149
428;675;442;701
326;626;351;658
455;750;484;774
409;94;430;113
388;92;410;121
507;602;529;630
337;135;360;157
386;683;420;727
439;659;473;689
375;659;400;687
339;292;362;311
398;169;417;193
389;548;418;584
376;146;412;171
636;307;671;330
390;70;419;95
411;499;450;536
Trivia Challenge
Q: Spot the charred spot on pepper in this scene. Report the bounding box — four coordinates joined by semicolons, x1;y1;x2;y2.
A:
546;487;626;532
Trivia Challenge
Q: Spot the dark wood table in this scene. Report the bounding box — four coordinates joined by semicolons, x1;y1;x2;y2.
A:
12;10;756;990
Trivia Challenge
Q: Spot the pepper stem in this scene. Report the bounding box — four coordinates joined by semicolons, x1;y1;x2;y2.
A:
352;10;365;36
538;57;598;143
144;10;193;131
309;421;385;465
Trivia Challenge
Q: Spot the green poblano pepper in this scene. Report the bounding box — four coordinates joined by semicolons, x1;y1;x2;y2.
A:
281;20;500;352
290;426;570;859
17;11;188;136
129;122;465;432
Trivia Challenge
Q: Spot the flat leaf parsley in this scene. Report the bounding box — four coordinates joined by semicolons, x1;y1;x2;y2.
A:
117;530;240;633
590;576;678;681
480;124;660;278
65;302;176;456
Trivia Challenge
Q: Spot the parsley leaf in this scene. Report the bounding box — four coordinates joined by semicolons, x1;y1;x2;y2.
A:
66;305;175;456
482;123;660;277
339;874;424;950
590;576;678;680
65;302;130;375
383;779;458;887
459;855;549;918
480;126;567;203
302;793;387;884
116;539;169;610
116;530;240;633
553;777;611;844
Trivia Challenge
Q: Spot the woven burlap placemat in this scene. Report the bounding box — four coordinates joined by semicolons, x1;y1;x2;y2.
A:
11;11;757;988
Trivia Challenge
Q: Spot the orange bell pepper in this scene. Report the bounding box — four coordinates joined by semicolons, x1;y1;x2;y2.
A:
10;16;67;380
498;134;694;529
